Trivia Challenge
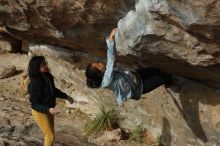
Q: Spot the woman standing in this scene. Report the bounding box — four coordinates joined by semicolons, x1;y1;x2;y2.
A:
28;56;73;146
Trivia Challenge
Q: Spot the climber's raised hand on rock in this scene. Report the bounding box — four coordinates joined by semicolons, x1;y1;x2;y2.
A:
109;28;117;41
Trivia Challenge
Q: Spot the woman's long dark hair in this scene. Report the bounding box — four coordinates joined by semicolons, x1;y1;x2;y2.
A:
28;56;46;78
86;63;104;88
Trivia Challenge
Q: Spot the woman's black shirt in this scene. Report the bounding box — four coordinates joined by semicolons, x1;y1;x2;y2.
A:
28;72;67;113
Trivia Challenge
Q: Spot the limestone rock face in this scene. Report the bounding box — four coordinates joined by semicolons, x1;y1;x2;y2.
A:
1;0;220;86
115;0;220;86
119;79;220;146
0;0;134;55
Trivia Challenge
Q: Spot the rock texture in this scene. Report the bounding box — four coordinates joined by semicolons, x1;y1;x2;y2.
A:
119;80;220;146
1;0;220;146
115;0;220;86
0;0;220;86
0;0;134;56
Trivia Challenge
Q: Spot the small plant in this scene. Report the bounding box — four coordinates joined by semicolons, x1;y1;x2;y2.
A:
129;125;146;143
156;135;164;146
84;103;122;135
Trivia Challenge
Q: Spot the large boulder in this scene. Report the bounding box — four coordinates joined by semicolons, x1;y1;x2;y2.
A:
115;0;220;86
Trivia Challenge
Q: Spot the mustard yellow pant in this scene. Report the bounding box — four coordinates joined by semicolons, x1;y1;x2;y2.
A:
32;109;55;146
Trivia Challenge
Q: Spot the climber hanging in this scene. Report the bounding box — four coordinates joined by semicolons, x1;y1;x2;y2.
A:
85;28;172;105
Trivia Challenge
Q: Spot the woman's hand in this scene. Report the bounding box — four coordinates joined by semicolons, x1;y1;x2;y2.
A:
109;28;117;41
49;108;60;115
66;96;74;104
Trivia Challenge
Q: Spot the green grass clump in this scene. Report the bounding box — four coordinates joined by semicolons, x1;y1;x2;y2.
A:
84;103;122;135
129;125;146;143
156;136;164;146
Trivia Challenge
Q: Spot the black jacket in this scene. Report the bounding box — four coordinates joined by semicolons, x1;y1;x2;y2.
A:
28;72;67;113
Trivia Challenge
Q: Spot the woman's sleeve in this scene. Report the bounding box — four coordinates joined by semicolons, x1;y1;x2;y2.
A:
28;80;48;113
101;38;116;87
49;73;67;99
55;88;67;99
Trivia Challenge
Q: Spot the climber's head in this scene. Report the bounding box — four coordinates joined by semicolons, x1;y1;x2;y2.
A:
90;62;106;73
85;62;105;88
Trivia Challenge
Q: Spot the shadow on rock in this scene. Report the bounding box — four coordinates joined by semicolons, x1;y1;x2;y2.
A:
169;78;209;143
14;69;23;76
161;117;171;146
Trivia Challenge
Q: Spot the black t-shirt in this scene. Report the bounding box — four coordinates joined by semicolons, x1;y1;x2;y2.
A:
28;72;67;113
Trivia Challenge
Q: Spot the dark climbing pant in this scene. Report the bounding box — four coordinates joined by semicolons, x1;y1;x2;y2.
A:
135;68;172;94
